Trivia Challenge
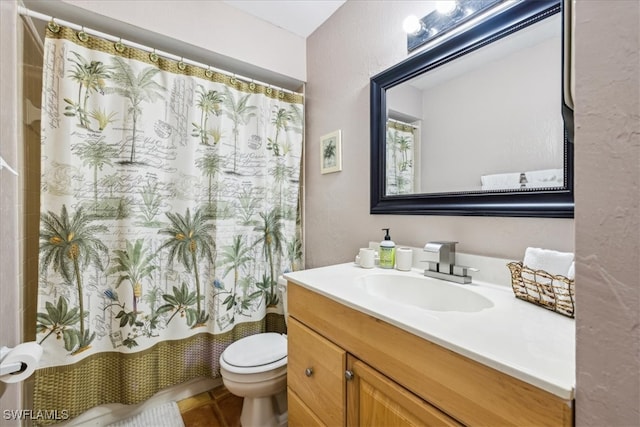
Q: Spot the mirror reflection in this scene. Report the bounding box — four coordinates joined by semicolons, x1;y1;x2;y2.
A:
385;13;563;195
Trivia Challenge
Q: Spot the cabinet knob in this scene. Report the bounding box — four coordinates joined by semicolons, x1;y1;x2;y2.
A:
345;370;354;381
305;368;313;377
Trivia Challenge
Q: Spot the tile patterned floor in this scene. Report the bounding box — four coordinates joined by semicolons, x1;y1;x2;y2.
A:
178;386;243;427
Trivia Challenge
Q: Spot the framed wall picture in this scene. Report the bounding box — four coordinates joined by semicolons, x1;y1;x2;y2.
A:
320;130;342;174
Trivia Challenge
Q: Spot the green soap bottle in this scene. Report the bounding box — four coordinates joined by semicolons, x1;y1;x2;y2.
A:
379;228;395;269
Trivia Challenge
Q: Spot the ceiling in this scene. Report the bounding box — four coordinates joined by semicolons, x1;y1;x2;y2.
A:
222;0;346;38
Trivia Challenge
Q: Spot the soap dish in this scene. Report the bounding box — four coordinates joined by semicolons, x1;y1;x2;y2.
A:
507;262;575;318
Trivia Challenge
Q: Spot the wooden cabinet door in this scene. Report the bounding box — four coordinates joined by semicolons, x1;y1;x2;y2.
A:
288;317;346;426
287;386;327;427
347;355;463;427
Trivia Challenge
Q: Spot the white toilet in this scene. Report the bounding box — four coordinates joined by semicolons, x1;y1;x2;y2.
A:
219;278;289;427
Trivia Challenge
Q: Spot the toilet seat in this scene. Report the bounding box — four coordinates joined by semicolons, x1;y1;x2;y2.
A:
220;333;287;374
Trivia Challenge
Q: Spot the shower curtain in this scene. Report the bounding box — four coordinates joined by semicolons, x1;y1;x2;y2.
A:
34;24;303;424
386;120;416;195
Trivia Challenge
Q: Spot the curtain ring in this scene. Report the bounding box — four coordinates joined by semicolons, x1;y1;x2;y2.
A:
278;91;285;99
205;66;213;79
47;19;60;33
114;38;125;53
149;49;159;63
77;27;89;42
266;86;273;95
177;58;186;71
229;74;237;85
249;80;256;91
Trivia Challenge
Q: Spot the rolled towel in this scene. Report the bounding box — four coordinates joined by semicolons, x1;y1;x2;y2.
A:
523;247;574;277
567;261;575;280
480;172;521;190
520;248;574;304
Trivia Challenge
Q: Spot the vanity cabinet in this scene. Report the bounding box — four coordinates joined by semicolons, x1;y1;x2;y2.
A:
287;282;574;427
288;316;456;427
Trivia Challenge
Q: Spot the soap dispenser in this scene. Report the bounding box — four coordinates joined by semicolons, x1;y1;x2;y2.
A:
379;228;396;269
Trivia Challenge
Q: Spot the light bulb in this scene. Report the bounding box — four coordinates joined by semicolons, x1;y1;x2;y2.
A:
435;1;457;15
403;15;422;34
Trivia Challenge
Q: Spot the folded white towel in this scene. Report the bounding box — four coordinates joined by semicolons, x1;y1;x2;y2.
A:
525;168;564;184
523;247;574;277
481;169;564;190
480;172;521;190
523;168;564;188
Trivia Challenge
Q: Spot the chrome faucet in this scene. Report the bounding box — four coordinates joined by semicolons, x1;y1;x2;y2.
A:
423;241;476;284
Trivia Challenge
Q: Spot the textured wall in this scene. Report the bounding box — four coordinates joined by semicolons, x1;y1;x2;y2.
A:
0;0;22;419
574;0;640;424
305;1;574;268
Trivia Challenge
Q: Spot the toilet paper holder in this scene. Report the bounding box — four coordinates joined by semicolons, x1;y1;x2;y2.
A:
1;346;26;376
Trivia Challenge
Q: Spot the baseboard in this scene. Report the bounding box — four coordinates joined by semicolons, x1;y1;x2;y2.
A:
57;377;222;426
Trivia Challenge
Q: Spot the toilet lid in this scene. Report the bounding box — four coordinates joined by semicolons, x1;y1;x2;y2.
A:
222;333;287;368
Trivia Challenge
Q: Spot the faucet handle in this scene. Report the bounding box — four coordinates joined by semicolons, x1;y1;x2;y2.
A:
452;265;479;277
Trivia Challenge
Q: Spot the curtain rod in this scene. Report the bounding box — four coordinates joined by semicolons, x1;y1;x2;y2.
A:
17;6;302;96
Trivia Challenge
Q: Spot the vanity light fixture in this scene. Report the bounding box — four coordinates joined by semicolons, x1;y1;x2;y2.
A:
405;0;517;52
435;1;458;15
402;15;424;35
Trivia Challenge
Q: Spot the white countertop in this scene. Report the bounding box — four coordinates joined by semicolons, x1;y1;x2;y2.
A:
284;262;575;400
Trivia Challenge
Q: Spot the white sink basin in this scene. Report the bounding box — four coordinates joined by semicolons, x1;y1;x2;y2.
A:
355;273;494;313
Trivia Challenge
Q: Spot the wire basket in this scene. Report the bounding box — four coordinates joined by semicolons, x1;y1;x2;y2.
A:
507;261;575;318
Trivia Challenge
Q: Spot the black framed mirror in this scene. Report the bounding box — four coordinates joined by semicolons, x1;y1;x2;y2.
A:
370;0;574;218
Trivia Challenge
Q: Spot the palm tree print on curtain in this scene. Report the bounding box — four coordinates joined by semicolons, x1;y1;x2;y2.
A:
104;56;166;164
35;25;303;423
386;119;417;195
